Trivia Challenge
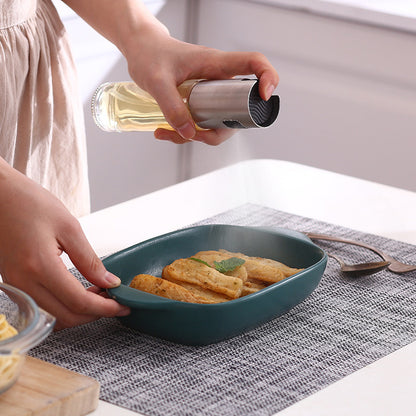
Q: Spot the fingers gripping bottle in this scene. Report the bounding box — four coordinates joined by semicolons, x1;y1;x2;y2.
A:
91;78;279;132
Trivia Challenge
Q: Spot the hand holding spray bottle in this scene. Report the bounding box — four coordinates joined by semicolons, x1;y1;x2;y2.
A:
92;78;280;133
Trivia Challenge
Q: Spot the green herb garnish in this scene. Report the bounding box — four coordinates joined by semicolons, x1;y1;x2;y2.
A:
190;256;245;273
214;257;246;273
189;257;211;267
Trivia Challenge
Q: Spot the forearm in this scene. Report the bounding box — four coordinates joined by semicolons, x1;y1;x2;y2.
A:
61;0;168;57
61;0;279;145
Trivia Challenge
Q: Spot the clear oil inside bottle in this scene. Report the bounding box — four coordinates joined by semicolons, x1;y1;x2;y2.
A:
92;80;198;132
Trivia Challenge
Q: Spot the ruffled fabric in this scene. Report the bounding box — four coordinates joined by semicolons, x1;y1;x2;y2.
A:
0;0;90;217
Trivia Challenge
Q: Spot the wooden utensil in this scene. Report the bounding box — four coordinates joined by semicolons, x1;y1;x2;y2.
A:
306;232;416;274
328;252;390;276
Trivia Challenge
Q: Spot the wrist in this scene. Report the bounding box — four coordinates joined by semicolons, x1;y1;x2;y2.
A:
118;15;170;61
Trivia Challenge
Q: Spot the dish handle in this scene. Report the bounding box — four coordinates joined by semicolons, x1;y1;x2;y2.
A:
107;284;176;308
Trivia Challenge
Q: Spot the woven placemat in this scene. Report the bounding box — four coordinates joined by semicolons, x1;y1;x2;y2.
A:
30;204;416;416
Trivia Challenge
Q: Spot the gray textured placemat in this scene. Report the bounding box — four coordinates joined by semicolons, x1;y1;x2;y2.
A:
30;204;416;416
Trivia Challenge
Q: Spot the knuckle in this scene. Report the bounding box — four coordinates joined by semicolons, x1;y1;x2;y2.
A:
19;252;43;277
60;216;83;239
164;105;188;128
137;69;165;95
88;254;104;275
248;52;268;70
252;51;266;61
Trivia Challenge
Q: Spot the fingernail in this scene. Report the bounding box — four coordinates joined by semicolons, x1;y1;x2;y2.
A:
266;84;276;100
177;122;196;140
105;272;121;287
117;306;131;317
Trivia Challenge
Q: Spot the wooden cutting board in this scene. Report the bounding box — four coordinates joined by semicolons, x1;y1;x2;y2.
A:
0;356;100;416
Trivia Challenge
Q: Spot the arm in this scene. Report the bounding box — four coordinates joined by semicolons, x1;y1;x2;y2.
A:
0;158;130;329
62;0;279;145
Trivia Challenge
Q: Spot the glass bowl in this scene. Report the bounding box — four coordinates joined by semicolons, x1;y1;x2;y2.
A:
0;283;55;394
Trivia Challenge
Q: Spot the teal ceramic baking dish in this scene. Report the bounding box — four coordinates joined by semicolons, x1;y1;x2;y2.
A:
105;225;327;345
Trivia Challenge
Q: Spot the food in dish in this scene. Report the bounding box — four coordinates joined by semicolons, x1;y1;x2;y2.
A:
163;258;244;298
129;250;303;303
0;314;21;391
129;273;204;303
0;314;17;340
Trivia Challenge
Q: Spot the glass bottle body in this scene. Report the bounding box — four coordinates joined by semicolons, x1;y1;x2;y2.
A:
92;80;198;132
